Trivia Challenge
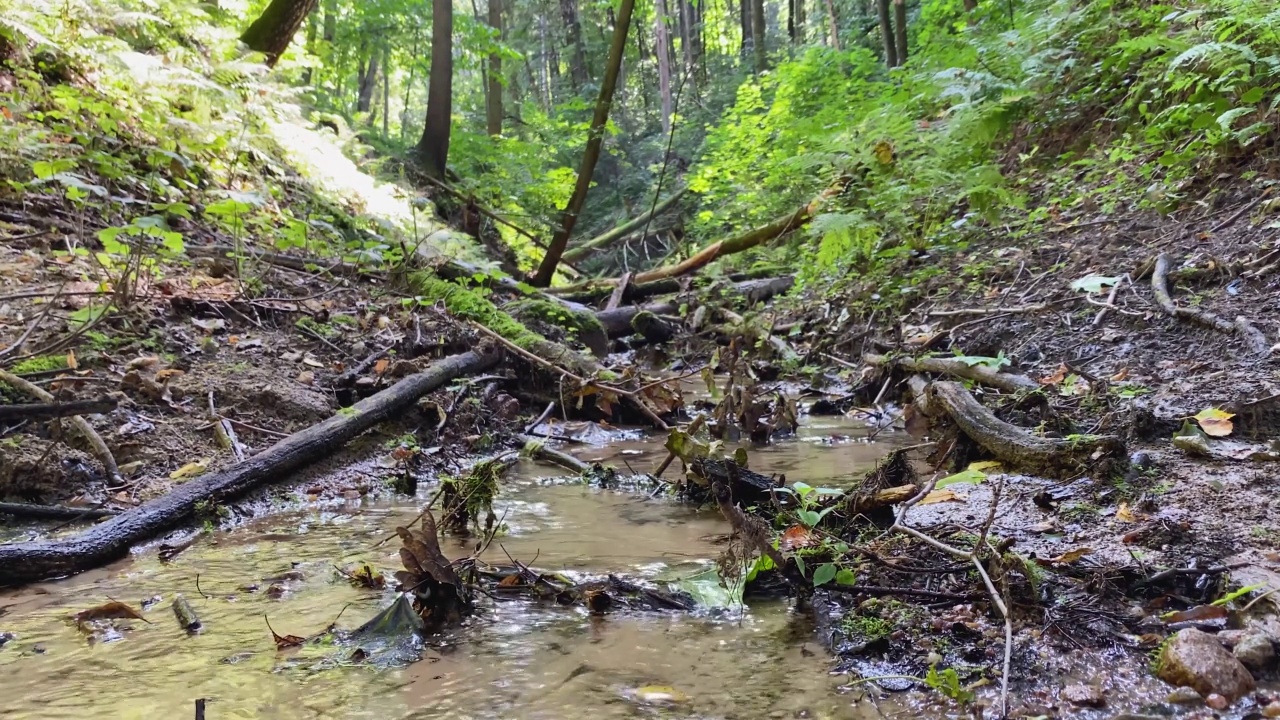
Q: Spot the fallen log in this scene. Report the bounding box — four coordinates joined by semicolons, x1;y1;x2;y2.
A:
0;399;117;422
910;377;1123;477
562;187;687;263
1151;253;1270;356
553;267;787;304
0;349;499;587
864;353;1039;394
518;434;592;474
592;277;795;338
0;502;120;521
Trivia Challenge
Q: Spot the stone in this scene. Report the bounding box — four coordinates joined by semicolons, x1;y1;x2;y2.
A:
1263;700;1280;717
1062;683;1106;707
1205;693;1229;710
1158;628;1256;700
1165;687;1203;704
1233;633;1276;670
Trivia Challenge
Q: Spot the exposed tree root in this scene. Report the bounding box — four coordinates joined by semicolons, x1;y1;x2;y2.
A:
1152;253;1270;356
910;377;1124;476
0;350;499;587
864;353;1039;393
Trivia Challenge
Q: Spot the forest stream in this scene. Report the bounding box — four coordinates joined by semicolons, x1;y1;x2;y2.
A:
0;417;920;720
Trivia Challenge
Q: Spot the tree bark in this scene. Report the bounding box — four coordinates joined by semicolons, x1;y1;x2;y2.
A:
0;351;499;587
751;0;766;71
487;0;504;135
416;0;454;179
560;0;590;89
381;44;390;139
241;0;317;67
739;0;752;58
322;0;336;42
876;0;896;67
655;0;674;135
825;0;840;49
893;0;908;65
530;0;637;287
356;49;379;113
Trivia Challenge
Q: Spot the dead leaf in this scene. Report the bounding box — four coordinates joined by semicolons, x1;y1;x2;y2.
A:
1160;604;1228;624
169;459;209;481
74;601;148;627
65;349;77;370
1039;547;1092;565
779;525;817;552
1040;364;1069;385
266;616;306;649
374;358;390;376
498;574;524;587
155;368;185;383
302;356;324;368
920;488;964;505
192;318;226;333
1110;367;1130;382
296;371;315;385
1195;407;1235;437
125;356;160;371
1116;502;1141;523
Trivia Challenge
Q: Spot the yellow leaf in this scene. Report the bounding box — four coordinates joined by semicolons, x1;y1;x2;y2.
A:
872;140;895;165
1042;547;1092;565
920;488;964;505
373;358;390;375
1195;407;1234;437
1116;502;1144;523
66;349;78;370
968;461;1003;473
169;459;209;481
1110;367;1130;382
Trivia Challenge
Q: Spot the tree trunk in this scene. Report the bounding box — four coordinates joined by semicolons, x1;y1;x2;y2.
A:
241;0;317;67
893;0;908;65
416;0;454;179
787;0;795;42
487;0;504;135
357;48;379;113
825;0;840;49
795;0;805;41
381;45;390;139
560;0;590;90
562;187;687;262
302;8;318;83
530;0;637;287
655;0;673;135
751;0;766;72
739;0;752;58
963;0;977;9
876;0;896;67
322;0;336;42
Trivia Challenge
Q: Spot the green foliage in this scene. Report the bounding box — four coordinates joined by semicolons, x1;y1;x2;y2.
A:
9;354;68;375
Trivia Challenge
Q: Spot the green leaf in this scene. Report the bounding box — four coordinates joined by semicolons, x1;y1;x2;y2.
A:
1071;274;1122;293
744;553;775;582
813;563;838;587
664;429;709;462
937;468;987;488
1240;87;1266;104
835;568;857;586
1211;583;1266;607
791;481;814;498
794;555;807;578
796;509;821;527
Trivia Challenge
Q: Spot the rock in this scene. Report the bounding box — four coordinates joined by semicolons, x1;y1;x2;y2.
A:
1165;687;1203;703
0;632;14;648
1205;693;1228;710
1263;700;1280;717
1216;629;1248;648
1233;633;1276;670
1158;628;1256;700
1062;683;1105;707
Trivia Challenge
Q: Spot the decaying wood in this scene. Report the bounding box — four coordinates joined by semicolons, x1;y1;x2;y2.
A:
910;377;1123;476
519;434;592;474
864;353;1039;394
0;502;119;521
0;350;499;587
0;399;117;422
1151;253;1270;356
0;369;121;483
592;276;795;338
842;484;918;514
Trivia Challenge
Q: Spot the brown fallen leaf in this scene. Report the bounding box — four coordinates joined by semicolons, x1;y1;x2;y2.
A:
1110;367;1130;382
74;600;149;627
1038;547;1092;566
1195;407;1235;437
1040;363;1070;386
779;525;817;552
1116;502;1141;523
1160;604;1228;624
920;488;965;505
266;616;306;650
374;358;390;376
498;574;524;587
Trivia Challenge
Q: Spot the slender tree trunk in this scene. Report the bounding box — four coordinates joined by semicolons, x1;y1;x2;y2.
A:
787;0;795;43
531;0;637;287
560;0;590;89
795;0;805;41
751;0;766;71
381;45;390;140
357;48;379;112
963;0;977;8
241;0;317;67
825;0;840;49
302;9;317;83
487;0;504;135
322;0;335;42
655;0;673;135
739;0;752;58
402;32;420;143
893;0;908;65
416;0;453;179
876;0;896;66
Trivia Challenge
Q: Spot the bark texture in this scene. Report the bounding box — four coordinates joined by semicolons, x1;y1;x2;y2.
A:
416;0;454;179
241;0;318;66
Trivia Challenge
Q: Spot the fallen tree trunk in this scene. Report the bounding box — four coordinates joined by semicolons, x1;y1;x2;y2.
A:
562;187;687;263
0;350;498;587
911;377;1123;477
864;353;1039;393
0;502;120;521
1151;253;1270;356
0;399;117;422
570;184;843;289
592;276;795;338
553;267;787;304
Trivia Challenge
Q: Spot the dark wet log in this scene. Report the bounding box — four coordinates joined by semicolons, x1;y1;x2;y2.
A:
558;272;793;306
911;377;1124;476
0;399;117;422
0;502;119;521
631;311;677;345
518;434;591;474
592;277;794;338
0;350;499;587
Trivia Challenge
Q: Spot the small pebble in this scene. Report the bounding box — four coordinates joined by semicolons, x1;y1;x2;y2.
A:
1165;687;1203;704
1264;700;1280;718
1206;693;1229;710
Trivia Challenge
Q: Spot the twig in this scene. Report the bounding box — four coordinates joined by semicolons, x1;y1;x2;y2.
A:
0;283;65;360
1152;253;1269;356
0;368;120;483
822;583;984;601
524;402;557;434
1209;194;1267;234
1092;273;1129;326
654;414;705;477
297;324;354;359
927;304;1049;317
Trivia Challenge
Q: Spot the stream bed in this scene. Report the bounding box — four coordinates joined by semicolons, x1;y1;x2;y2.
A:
0;418;906;719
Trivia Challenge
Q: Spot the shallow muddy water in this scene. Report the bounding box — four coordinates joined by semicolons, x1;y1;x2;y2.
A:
0;418;903;720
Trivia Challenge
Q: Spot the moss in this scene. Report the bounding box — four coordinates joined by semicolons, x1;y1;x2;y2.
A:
840;612;893;641
506;298;604;339
409;272;544;350
295;315;338;338
10;354;68;375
